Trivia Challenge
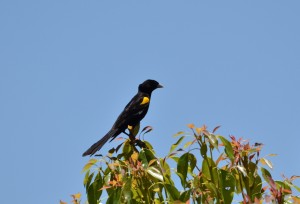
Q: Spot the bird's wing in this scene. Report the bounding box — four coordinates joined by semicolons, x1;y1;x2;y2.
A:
112;93;150;129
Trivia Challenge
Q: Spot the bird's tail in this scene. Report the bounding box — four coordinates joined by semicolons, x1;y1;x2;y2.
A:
82;129;118;157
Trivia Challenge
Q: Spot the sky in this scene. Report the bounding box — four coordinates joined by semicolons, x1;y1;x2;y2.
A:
1;1;300;203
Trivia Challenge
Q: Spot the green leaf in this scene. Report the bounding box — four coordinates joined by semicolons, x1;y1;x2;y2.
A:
132;185;144;202
169;136;185;154
232;168;242;194
188;153;197;173
287;182;300;192
164;174;175;186
236;165;247;177
82;158;98;172
147;166;163;181
275;181;292;195
200;143;207;157
148;158;157;167
202;157;218;185
85;172;95;190
165;184;180;200
170;156;179;163
87;172;103;204
192;175;201;188
139;148;156;168
107;188;121;204
87;184;96;204
149;183;162;192
266;153;278;157
202;157;214;181
251;174;263;200
177;153;189;187
154;198;162;204
104;171;112;186
83;170;91;187
179;189;191;202
261;167;272;184
173;131;185;137
218;136;234;160
144;148;156;160
144;140;154;150
160;158;171;176
123;140;133;156
260;158;273;169
122;176;132;202
219;169;235;204
205;182;218;197
183;141;193;149
207;133;218;150
139;149;151;167
202;159;211;181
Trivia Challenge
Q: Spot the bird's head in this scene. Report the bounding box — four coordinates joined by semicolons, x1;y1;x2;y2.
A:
138;79;163;94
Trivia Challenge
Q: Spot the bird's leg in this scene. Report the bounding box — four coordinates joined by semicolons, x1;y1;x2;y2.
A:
122;129;135;142
125;124;147;150
127;124;140;141
129;131;136;141
122;130;130;136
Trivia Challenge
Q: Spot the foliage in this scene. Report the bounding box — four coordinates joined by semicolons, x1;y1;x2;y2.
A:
62;124;300;204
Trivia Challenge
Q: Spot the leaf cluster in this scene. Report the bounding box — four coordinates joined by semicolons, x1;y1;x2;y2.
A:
63;124;300;204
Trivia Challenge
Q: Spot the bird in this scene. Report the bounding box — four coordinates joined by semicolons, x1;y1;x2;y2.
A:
82;79;163;156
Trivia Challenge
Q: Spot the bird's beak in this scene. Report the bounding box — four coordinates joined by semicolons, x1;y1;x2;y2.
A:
157;84;163;88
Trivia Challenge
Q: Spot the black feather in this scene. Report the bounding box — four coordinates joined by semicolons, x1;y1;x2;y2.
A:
82;79;163;157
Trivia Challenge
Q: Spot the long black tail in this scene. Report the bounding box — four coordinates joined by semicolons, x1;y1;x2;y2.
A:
82;129;118;157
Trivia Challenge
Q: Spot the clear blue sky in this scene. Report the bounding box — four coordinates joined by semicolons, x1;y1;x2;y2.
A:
1;1;300;203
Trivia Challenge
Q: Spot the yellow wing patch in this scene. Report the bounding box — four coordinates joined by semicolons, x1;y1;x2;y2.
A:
140;97;150;105
128;125;133;130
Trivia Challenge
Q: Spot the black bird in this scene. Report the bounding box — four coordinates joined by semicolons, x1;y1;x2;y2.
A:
82;79;163;156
